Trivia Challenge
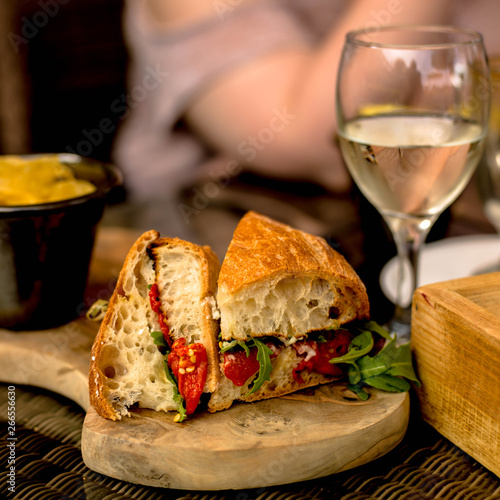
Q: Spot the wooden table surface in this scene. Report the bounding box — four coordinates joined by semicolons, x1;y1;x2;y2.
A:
1;175;499;497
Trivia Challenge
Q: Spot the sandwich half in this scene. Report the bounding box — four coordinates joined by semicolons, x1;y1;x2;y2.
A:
208;211;371;412
89;230;221;421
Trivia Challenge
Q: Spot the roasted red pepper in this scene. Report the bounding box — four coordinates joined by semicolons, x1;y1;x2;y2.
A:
168;338;208;414
148;283;171;347
223;341;282;387
223;349;260;387
292;330;353;383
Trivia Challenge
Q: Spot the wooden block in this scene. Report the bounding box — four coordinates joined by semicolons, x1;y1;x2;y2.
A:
411;272;500;477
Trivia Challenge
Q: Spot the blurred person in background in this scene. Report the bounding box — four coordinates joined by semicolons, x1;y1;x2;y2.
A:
112;0;499;204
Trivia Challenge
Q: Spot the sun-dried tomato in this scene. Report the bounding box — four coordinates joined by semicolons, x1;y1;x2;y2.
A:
148;283;171;347
168;338;207;414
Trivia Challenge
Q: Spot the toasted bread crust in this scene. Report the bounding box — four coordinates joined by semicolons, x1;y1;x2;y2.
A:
208;368;336;412
89;230;159;421
217;211;370;325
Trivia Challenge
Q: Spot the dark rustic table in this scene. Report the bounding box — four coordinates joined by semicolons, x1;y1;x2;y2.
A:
1;172;499;499
2;383;499;499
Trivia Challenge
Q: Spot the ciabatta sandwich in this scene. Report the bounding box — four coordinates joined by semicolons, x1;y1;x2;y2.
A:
208;211;371;412
89;230;221;421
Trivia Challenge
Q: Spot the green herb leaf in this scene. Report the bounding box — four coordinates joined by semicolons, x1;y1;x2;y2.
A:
239;340;251;357
151;331;186;422
363;320;393;340
347;384;370;400
163;360;187;422
356;350;390;379
220;340;239;353
330;330;374;365
384;342;421;386
347;363;362;385
358;338;420;386
363;374;411;392
150;331;168;348
335;321;421;399
220;339;251;356
246;338;274;396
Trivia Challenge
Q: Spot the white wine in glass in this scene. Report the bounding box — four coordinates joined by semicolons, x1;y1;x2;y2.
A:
336;26;490;342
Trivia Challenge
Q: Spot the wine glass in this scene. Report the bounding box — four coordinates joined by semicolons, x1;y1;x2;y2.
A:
336;26;490;342
477;55;500;271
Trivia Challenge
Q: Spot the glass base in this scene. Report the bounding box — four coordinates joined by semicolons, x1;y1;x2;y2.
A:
385;305;412;345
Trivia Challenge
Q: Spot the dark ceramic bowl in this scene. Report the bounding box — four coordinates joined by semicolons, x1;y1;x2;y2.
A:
0;154;122;330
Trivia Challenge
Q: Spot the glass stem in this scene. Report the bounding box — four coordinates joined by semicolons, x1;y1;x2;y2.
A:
383;214;435;340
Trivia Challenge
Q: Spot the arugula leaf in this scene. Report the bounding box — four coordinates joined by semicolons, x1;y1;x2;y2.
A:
384;342;421;386
357;351;390;379
347;384;370;401
357;338;420;387
151;331;186;421
363;320;393;340
163;360;187;422
346;363;362;385
246;338;274;396
239;340;251;357
330;330;374;365
220;340;239;353
363;374;411;392
220;339;251;356
327;321;420;399
150;331;168;348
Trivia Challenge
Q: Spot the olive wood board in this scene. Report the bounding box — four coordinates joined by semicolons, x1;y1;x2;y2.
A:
0;226;410;491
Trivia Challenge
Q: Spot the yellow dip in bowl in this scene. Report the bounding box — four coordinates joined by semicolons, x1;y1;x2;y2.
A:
0;154;97;206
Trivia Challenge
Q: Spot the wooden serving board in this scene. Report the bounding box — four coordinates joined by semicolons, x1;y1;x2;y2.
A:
82;386;408;490
0;226;410;491
411;272;500;478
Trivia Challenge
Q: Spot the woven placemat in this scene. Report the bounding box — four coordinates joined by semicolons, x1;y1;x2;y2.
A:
1;384;499;500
